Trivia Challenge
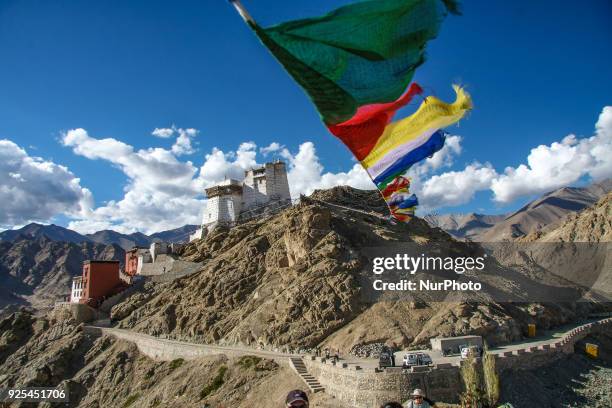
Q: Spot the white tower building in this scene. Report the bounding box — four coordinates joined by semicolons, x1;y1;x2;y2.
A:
189;161;291;240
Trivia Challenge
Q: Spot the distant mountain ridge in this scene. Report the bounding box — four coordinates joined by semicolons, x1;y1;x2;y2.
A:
0;223;90;244
0;223;199;250
426;179;612;241
0;235;125;316
424;213;507;240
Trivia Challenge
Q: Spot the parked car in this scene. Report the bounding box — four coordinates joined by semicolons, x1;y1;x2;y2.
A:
402;352;433;367
403;353;418;367
419;353;433;365
460;345;483;359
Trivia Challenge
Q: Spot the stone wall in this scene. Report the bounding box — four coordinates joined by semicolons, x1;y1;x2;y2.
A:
494;317;612;371
304;357;461;407
53;302;106;323
242;182;269;209
83;327;291;367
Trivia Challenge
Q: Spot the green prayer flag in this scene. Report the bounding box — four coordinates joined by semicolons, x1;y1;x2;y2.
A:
250;0;457;124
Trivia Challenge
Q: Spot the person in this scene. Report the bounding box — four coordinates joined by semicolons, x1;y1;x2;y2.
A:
380;403;403;408
285;389;309;408
403;389;432;408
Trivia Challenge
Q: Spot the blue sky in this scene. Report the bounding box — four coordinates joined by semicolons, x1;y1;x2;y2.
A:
0;0;611;233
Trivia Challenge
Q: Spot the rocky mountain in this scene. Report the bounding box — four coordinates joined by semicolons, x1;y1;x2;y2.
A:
86;229;151;250
111;187;599;353
149;224;200;244
86;225;199;249
426;179;612;241
516;192;612;301
424;213;507;240
1;223;200;250
0;223;89;244
0;236;124;316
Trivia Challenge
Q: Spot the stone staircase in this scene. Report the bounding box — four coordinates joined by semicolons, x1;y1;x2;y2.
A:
289;356;325;393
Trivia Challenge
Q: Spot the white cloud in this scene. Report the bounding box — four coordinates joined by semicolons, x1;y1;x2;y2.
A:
23;104;610;233
260;142;284;155
0;139;92;228
151;127;175;138
62;128;203;234
171;128;197;156
151;125;198;154
281;142;373;197
197;142;258;187
417;163;497;208
490;106;612;203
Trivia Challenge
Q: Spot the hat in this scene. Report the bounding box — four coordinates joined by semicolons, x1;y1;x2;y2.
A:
412;389;425;397
286;390;309;404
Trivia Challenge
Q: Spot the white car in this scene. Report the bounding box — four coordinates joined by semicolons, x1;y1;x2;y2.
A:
403;352;433;367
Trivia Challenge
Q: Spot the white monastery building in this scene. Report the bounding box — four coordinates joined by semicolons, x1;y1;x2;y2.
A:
190;160;291;240
70;276;84;303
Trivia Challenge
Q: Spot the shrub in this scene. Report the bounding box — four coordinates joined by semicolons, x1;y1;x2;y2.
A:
482;344;500;406
169;358;185;371
144;368;155;379
235;355;262;370
200;365;228;399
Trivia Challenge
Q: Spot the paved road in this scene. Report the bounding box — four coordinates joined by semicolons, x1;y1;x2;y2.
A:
337;318;600;369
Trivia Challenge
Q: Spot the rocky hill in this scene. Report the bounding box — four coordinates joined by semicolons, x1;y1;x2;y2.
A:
516;192;612;301
0;236;124;317
111;187;598;353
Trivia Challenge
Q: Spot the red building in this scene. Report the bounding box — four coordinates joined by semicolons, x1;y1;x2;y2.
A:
71;260;124;307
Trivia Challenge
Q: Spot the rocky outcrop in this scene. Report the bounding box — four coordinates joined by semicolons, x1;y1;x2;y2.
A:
0;309;96;389
118;202;365;348
522;191;612;243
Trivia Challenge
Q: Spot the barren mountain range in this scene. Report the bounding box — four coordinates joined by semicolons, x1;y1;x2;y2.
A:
425;179;611;241
0;223;199;249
